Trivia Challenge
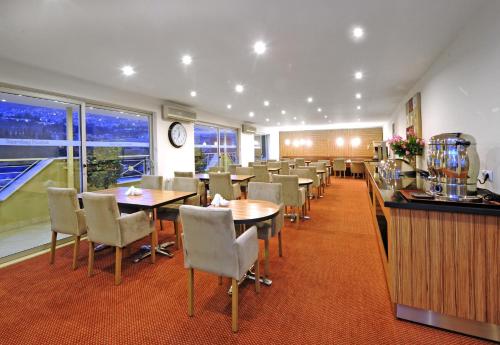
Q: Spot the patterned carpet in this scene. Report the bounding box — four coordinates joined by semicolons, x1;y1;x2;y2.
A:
0;179;491;344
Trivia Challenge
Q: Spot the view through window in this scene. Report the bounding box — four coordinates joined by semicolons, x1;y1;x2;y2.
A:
194;124;238;173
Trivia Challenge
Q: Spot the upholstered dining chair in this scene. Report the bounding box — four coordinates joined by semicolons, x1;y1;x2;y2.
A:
208;166;223;173
47;187;87;270
310;162;327;194
294;158;305;167
228;164;241;174
291;167;321;198
267;161;281;171
140;175;164;190
271;174;306;223
157;177;200;249
318;159;332;183
174;171;206;205
253;164;271;182
279;161;290;175
208;172;241;200
350;161;365;178
82;192;156;285
179;205;260;332
235;167;254;197
247;182;284;277
332;159;347;178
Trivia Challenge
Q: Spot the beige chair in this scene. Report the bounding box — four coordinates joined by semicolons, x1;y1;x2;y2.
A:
248;182;284;277
140;175;164;190
158;177;200;248
333;159;347;178
351;161;365;178
208;172;241;200
174;171;206;205
310;162;327;194
82;192;156;285
228;164;241;174
208;166;222;173
267;161;281;172
47;187;87;270
179;205;260;332
253;165;271;182
294;158;305;167
272;175;305;223
318;159;332;184
292;167;321;198
279;161;290;175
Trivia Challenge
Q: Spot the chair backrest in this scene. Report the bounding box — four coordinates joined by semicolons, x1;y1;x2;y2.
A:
235;167;254;175
140;175;163;190
289;168;309;178
351;161;365;174
180;205;239;278
208;172;234;200
271;174;300;206
333;159;346;171
248;161;254;167
248;182;284;234
228;164;241;174
82;192;121;246
294;158;305;166
318;159;331;166
279;161;290;175
253;165;271;182
208;166;222;173
268;161;281;169
310;161;326;172
172;177;199;193
174;171;194;178
47;187;82;235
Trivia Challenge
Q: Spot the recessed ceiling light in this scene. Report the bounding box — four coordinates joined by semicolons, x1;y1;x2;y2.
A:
265;118;270;122
357;105;361;110
249;111;255;117
317;107;322;112
293;116;297;120
181;55;193;65
190;90;197;97
355;93;362;99
121;65;136;76
307;97;314;103
324;115;328;119
263;100;270;107
352;26;364;39
226;104;232;109
354;71;363;80
253;40;267;55
235;84;244;93
1;99;5;102
281;110;286;115
301;121;305;125
277;122;281;125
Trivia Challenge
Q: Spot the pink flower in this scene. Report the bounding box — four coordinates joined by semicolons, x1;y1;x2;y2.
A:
406;150;410;155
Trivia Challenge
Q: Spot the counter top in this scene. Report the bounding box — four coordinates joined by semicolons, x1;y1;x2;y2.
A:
365;162;500;217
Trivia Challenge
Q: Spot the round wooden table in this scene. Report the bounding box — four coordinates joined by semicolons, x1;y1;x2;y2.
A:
221;199;280;225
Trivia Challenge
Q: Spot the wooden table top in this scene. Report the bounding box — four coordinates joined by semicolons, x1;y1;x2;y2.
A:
316;170;326;174
267;167;280;172
195;174;255;182
79;187;197;208
299;178;313;186
212;199;280;224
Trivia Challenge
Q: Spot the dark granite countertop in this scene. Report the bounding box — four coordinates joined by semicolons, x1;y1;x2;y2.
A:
365;162;500;217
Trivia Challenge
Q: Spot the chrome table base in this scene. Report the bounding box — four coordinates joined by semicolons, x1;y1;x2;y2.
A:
132;241;175;263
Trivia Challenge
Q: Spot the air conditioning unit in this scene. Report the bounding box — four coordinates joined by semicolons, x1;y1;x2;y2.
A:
242;123;256;134
162;103;197;122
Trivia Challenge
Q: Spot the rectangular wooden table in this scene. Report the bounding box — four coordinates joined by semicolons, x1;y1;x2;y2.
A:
79;187;197;260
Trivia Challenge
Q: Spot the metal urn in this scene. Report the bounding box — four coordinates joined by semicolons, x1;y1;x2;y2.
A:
427;133;479;200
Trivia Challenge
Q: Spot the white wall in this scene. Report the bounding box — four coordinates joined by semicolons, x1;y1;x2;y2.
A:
0;57;253;178
390;1;500;193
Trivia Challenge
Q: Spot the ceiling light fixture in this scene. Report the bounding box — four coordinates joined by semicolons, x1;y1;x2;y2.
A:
301;120;305;125
352;26;364;39
351;137;361;147
253;40;267;55
317;107;322;112
354;71;363;80
235;84;244;93
336;137;345;146
249;111;255;117
181;55;193;65
293;116;297;120
263;100;270;107
281;110;286;115
190;90;197;97
265;118;270;122
226;104;232;109
324;115;328;119
307;97;313;103
357;105;362;110
355;93;362;99
285;139;291;146
121;65;136;76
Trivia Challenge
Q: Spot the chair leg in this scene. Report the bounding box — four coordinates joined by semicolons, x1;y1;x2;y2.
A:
72;235;80;270
218;276;223;285
232;278;239;332
264;239;270;277
49;231;57;264
254;258;260;294
151;229;157;264
174;220;180;250
115;247;122;285
88;241;94;277
278;231;283;257
188;268;194;316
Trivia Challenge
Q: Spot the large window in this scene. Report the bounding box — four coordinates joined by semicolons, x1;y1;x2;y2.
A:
194;124;239;173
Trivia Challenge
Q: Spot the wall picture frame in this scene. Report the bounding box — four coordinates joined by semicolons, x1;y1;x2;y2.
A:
406;92;422;138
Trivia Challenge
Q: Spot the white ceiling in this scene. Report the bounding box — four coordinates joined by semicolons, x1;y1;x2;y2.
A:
0;0;487;126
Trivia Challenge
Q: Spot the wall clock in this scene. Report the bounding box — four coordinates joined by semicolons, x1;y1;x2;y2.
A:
168;121;187;148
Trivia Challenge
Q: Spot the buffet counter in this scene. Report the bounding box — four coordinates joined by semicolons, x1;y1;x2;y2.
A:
364;162;499;342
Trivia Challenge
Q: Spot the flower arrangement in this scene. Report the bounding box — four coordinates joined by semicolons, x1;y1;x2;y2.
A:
388;128;425;159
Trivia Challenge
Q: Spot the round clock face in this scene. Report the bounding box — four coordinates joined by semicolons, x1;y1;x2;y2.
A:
168;122;187;148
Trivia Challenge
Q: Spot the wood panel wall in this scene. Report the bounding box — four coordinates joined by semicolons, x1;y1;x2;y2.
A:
279;127;383;159
390;208;499;325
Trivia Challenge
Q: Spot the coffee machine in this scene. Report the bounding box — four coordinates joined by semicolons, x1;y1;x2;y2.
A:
427;133;479;201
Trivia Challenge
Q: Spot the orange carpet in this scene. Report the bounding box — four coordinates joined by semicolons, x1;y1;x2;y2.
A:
0;179;492;344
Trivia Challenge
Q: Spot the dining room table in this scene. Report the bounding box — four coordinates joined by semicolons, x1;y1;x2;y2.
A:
267;167;280;174
211;199;280;287
78;187;197;261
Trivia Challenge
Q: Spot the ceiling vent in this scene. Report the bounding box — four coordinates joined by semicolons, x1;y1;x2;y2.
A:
242;123;257;134
162;103;197;122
